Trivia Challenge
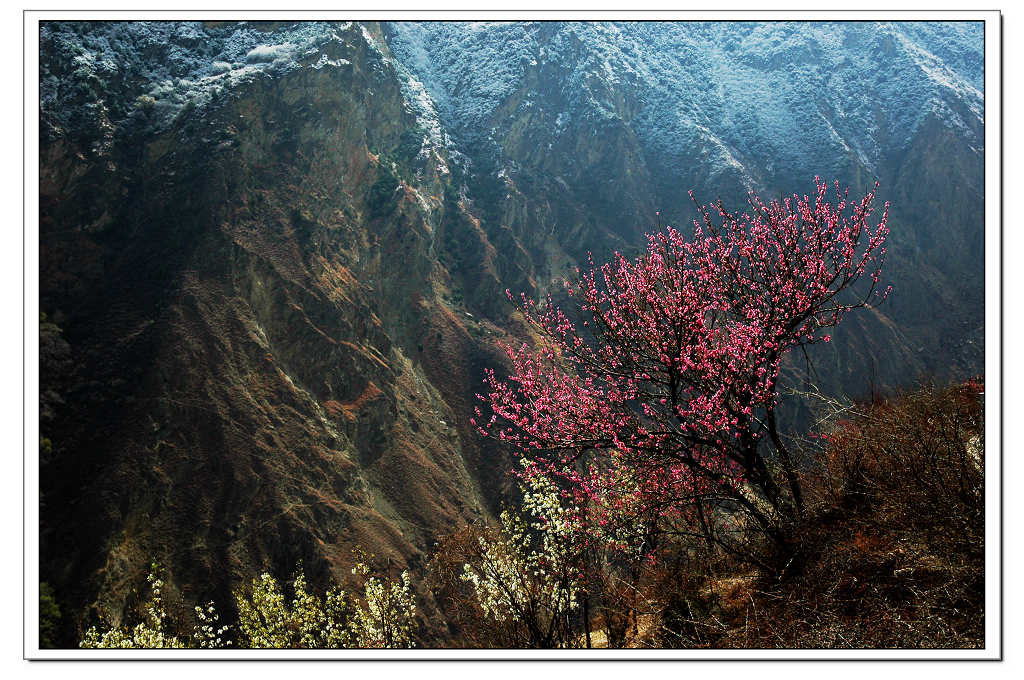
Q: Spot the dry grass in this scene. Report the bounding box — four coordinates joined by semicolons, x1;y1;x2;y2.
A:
642;380;985;649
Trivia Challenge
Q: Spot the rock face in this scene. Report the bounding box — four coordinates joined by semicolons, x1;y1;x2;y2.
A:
38;20;984;644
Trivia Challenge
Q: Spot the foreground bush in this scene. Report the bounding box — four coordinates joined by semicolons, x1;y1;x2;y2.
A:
436;467;584;648
234;562;416;648
80;566;201;649
81;558;417;649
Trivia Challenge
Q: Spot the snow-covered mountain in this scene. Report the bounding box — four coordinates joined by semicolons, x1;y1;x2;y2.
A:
386;21;982;187
42;21;983;188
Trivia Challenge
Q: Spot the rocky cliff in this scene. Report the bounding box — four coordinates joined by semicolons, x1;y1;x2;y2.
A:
38;20;984;644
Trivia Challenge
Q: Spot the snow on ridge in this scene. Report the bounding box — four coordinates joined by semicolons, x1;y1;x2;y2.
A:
692;122;754;185
244;43;296;63
40;20;984;184
387;22;539;140
891;27;984;120
382;21;984;180
40;21;365;137
380;23;452;152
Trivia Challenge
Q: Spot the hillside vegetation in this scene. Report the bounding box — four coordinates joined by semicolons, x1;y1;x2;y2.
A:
73;380;983;649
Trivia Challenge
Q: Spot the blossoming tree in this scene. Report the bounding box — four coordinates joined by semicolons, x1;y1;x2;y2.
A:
473;178;891;565
459;463;584;648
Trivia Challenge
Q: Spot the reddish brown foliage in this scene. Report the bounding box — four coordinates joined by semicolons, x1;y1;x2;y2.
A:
641;380;984;648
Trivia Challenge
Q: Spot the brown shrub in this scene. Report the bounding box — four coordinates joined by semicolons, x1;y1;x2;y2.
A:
809;379;984;563
641;380;985;649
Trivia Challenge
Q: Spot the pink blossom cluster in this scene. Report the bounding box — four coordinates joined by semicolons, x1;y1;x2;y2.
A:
472;178;890;549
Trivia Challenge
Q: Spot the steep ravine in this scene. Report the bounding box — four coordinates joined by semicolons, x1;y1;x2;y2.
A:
39;21;515;642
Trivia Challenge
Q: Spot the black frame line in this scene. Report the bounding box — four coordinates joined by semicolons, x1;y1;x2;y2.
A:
23;9;1003;662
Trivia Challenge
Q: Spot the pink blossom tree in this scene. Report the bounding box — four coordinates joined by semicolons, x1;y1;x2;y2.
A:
473;178;891;565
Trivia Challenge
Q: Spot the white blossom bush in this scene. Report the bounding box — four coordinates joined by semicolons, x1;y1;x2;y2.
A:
350;562;417;648
80;558;416;649
193;600;231;649
80;566;192;649
460;463;584;647
235;569;358;648
234;561;416;649
234;572;302;648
